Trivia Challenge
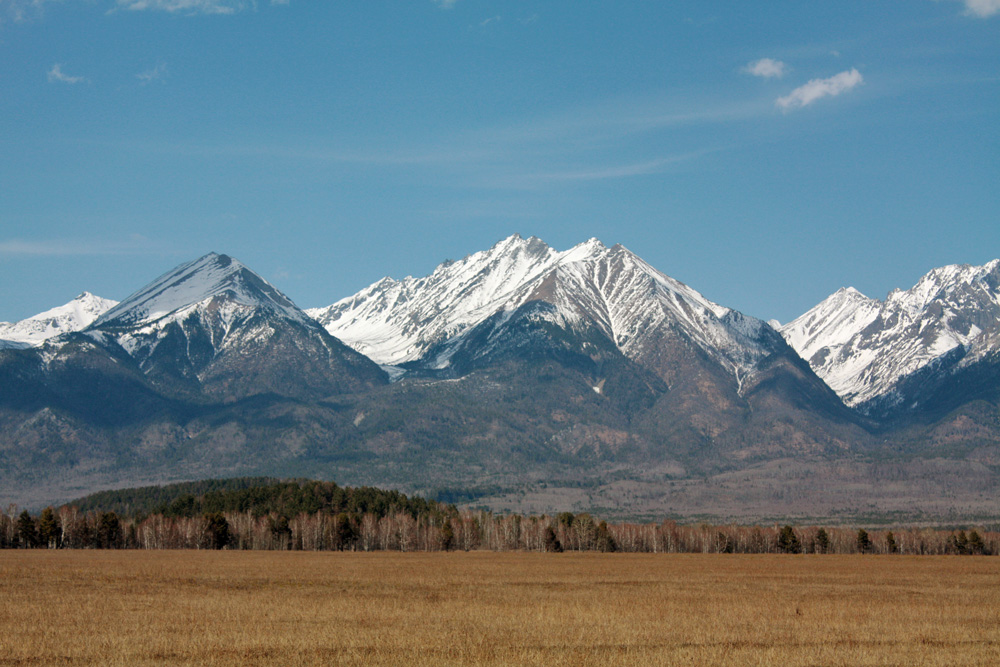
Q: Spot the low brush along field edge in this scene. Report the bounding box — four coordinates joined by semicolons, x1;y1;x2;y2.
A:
2;551;999;666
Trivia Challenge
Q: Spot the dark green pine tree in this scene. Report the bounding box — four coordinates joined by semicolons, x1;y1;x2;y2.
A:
595;521;617;553
440;520;455;552
37;507;61;549
967;530;987;555
203;513;231;550
16;510;38;549
543;526;563;553
815;528;831;554
97;512;122;549
856;529;872;554
270;515;292;550
886;531;898;554
777;525;801;554
334;513;357;551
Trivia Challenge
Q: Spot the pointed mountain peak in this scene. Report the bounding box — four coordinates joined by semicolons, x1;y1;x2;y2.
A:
822;286;875;306
481;233;552;260
489;233;526;250
784;257;1000;410
576;237;607;251
559;237;608;263
0;292;118;347
94;252;306;329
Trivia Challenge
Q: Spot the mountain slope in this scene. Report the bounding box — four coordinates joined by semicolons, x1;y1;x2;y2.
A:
781;259;1000;417
311;235;783;380
87;252;387;400
307;235;565;366
0;292;117;349
313;235;864;460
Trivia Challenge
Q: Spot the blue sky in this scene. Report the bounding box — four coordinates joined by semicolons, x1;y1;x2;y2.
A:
1;0;997;324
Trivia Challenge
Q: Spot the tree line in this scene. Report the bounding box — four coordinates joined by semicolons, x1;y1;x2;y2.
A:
2;480;997;555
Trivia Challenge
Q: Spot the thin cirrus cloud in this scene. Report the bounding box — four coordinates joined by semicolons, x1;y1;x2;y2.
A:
0;236;156;257
743;58;787;79
1;0;57;23
523;151;721;185
115;0;248;13
47;63;87;84
961;0;1000;16
775;69;863;111
114;0;289;14
137;62;168;85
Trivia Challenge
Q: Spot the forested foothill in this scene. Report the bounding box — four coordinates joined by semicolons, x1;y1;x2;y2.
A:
2;478;996;555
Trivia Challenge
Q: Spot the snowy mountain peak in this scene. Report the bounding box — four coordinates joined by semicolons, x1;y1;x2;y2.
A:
782;258;1000;409
95;252;308;330
66;252;387;399
0;291;118;347
307;236;564;365
309;235;779;384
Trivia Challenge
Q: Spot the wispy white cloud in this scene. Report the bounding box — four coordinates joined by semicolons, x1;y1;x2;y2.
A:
776;68;863;111
6;0;288;22
433;0;459;8
934;0;1000;17
106;91;764;196
961;0;1000;17
525;151;718;184
47;63;87;84
743;58;787;79
137;62;168;84
2;0;58;24
479;15;500;27
0;235;156;256
115;0;251;14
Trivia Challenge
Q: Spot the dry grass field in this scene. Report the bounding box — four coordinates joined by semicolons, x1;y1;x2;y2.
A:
1;551;998;666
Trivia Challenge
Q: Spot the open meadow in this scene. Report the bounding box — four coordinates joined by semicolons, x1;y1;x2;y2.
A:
1;550;998;666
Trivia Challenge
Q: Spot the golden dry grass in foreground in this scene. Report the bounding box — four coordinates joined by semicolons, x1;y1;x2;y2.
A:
1;551;998;666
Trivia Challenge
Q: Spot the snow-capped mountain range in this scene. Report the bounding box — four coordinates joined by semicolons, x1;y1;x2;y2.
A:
5;237;1000;513
4;240;998;419
0;292;118;349
781;259;1000;411
308;234;782;388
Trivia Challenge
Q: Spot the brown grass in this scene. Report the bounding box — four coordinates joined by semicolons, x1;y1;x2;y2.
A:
1;551;998;666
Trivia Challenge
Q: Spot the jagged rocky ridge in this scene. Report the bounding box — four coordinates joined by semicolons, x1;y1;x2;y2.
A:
310;235;785;387
781;259;1000;418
